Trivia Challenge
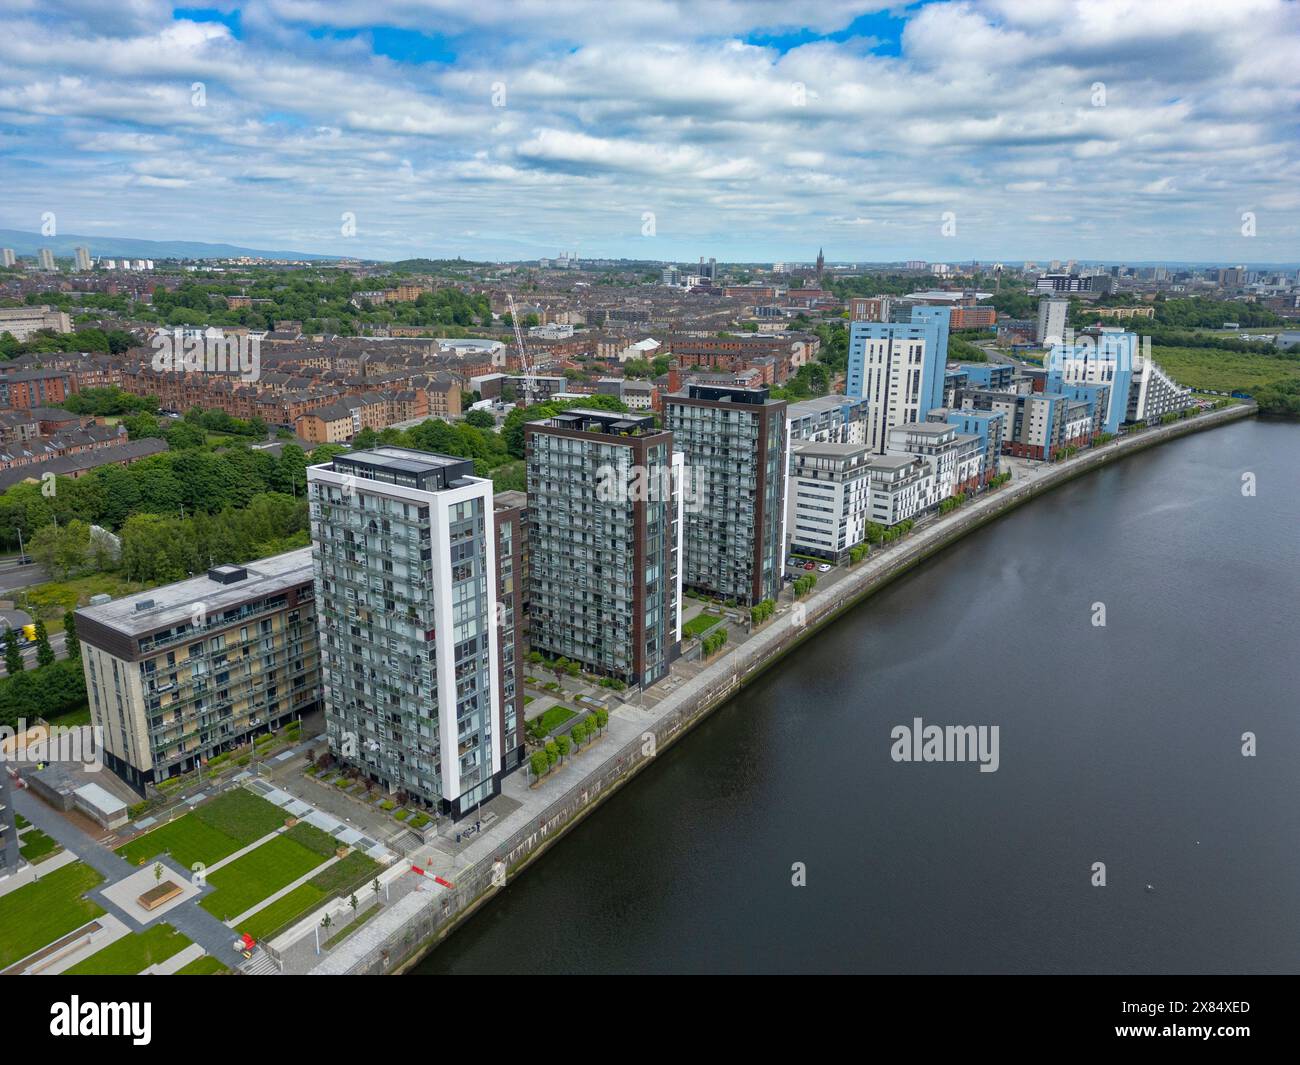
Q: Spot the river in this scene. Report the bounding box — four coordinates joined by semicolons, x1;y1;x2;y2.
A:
417;417;1300;974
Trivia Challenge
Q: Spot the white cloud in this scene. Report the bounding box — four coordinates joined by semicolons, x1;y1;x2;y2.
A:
0;0;1295;260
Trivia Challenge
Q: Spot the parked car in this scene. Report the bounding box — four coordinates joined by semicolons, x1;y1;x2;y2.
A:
803;562;815;571
818;564;832;573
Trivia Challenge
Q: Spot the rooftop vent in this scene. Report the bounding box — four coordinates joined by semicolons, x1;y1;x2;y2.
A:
208;565;248;585
134;599;155;612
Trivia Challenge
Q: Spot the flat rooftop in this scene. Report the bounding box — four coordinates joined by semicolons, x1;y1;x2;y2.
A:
906;290;993;303
893;421;953;435
867;454;919;469
494;489;527;511
536;409;660;436
786;394;864;418
792;440;869;457
76;547;314;638
328;447;477;491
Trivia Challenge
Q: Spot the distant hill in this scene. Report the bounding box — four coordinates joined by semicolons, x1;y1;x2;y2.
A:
0;228;347;262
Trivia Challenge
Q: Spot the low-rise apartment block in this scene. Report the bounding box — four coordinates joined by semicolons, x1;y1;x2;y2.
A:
788;440;872;562
74;549;320;792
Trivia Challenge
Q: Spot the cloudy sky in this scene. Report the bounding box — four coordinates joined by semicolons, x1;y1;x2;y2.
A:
1;0;1297;264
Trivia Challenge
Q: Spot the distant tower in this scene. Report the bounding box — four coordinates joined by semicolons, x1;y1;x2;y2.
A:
816;247;825;283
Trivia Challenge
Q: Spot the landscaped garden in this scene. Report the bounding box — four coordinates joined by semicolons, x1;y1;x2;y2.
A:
682;612;722;639
17;824;61;863
116;788;289;869
0;861;105;970
199;821;338;921
63;923;192;976
526;704;575;739
237;849;380;941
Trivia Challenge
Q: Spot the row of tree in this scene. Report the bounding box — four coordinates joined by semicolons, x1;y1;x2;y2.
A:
0;613;84;730
0;439;330;551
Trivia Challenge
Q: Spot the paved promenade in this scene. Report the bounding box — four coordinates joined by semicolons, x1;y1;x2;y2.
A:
309;403;1252;974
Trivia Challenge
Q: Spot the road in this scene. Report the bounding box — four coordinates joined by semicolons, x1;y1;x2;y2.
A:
0;630;71;676
0;557;49;594
977;339;1040;370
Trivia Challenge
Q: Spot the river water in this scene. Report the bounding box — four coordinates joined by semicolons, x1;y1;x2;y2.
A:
418;418;1300;974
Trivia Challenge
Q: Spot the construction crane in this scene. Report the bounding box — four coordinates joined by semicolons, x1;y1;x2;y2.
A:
505;293;538;406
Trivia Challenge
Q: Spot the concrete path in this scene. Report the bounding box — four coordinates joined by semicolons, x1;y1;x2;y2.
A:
12;788;248;970
311;402;1255;973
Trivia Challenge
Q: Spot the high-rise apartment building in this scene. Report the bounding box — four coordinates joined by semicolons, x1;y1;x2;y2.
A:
0;248;15;268
74;246;92;271
308;448;506;817
37;248;55;271
525;409;682;688
846;305;952;453
1036;297;1068;346
75;550;320;791
492;490;527;774
664;384;787;606
0;771;21;880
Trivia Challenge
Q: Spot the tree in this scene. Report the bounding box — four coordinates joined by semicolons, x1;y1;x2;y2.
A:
555;734;571;760
464;409;495;429
544;740;559;767
4;628;23;675
34;620;55;668
63;610;79;658
349;893;358;915
28;520;91;580
529;749;549;779
594;708;609;734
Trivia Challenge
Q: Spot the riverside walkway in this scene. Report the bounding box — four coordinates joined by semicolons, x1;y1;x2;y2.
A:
308;401;1253;975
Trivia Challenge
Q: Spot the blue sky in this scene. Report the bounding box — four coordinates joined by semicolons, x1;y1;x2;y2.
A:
0;1;1296;263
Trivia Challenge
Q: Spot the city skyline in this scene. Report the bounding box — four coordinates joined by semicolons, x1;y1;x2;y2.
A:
1;1;1297;263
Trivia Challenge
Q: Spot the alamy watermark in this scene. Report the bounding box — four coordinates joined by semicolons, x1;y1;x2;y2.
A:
0;718;103;771
151;328;261;382
595;463;707;513
890;717;999;773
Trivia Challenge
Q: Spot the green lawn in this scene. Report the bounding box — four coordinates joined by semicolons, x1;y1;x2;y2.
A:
199;827;334;921
682;613;722;638
18;827;61;863
116;788;288;869
45;704;93;728
1152;345;1300;394
531;704;576;735
236;848;379;941
0;861;105;970
175;954;231;975
63;923;192;976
